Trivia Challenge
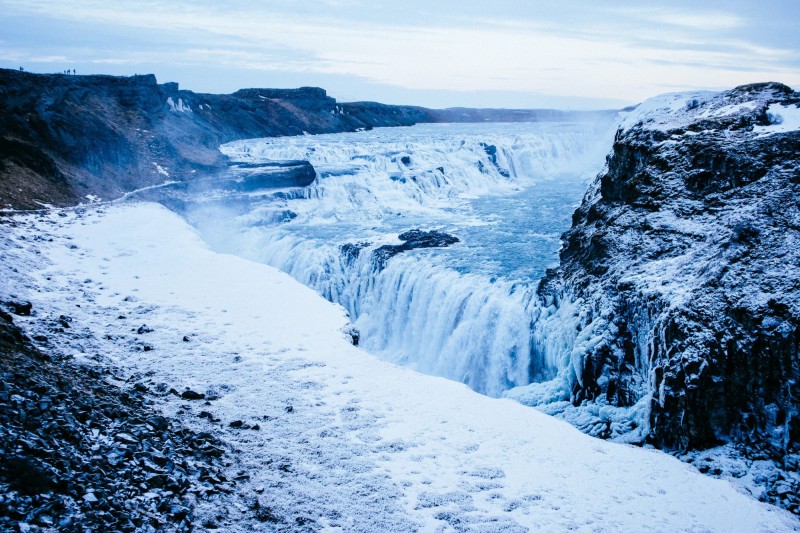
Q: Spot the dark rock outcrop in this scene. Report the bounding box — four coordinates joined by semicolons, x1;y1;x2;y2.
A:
372;230;460;270
536;82;800;510
225;161;317;190
0;70;432;210
0;313;237;531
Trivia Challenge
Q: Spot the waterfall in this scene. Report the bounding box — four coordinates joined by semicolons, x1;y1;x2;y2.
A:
186;122;613;396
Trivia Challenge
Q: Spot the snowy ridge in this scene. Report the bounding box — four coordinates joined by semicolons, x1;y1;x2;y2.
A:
617;82;798;134
2;202;797;531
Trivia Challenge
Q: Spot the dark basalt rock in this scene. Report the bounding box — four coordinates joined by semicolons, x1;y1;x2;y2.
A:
0;69;432;210
372;230;459;270
5;301;32;316
136;324;153;334
181;389;205;400
538;82;800;512
225;161;317;190
340;242;371;267
4;456;54;494
0;313;238;531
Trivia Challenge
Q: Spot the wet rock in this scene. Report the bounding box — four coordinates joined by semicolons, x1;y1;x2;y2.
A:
136;324;153;334
371;229;459;270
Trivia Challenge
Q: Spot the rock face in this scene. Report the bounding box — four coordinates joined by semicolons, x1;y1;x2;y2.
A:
0;70;431;209
534;82;800;508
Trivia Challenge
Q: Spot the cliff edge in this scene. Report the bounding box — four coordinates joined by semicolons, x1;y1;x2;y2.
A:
0;69;431;209
514;82;800;511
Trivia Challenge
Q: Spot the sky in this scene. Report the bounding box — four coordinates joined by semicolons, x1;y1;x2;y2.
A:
1;0;798;109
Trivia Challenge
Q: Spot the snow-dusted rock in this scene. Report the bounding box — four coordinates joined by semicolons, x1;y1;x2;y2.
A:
527;82;800;510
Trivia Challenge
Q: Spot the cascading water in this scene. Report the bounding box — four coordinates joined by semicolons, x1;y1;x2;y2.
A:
183;122;614;397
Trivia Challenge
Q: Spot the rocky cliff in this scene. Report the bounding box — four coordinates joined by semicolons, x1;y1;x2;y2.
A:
0;69;432;209
531;82;800;510
0;69;617;211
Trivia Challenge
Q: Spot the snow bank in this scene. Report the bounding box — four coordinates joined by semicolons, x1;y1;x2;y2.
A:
618;90;719;132
619;84;798;135
754;103;800;134
3;202;797;531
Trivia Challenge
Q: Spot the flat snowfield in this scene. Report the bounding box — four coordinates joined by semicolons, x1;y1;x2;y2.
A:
3;202;798;532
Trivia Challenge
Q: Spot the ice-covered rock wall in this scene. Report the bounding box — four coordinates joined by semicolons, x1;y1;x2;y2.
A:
506;83;800;508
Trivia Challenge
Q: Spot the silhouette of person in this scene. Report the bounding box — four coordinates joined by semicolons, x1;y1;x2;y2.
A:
19;66;23;72
73;69;76;75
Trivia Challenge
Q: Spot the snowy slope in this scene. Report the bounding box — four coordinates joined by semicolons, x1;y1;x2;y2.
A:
2;202;797;531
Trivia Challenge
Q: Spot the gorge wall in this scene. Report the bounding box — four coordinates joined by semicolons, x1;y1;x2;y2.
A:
0;69;435;209
518;82;800;507
0;68;612;210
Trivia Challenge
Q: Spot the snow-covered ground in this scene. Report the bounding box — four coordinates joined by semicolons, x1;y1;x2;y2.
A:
2;202;798;532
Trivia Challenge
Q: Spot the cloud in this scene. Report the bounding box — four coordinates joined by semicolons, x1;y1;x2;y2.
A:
1;0;798;106
614;7;745;31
